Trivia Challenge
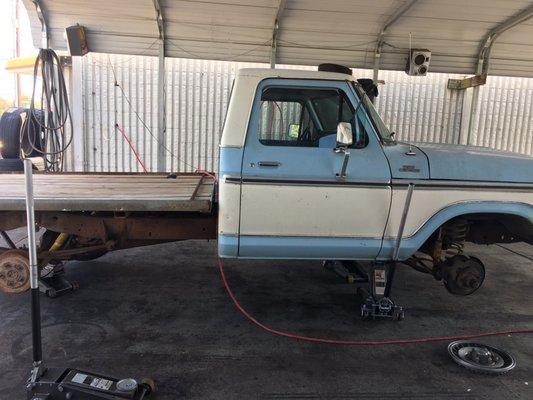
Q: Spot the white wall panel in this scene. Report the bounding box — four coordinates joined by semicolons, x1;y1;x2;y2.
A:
75;53;532;173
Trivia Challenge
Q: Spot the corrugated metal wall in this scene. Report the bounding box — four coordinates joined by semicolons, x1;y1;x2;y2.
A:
77;53;532;172
371;70;465;145
469;75;533;154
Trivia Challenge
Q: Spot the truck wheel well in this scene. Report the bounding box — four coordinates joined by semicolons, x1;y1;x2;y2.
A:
422;213;532;253
462;213;533;245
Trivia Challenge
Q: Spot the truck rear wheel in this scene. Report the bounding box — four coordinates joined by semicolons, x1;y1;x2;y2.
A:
0;250;31;294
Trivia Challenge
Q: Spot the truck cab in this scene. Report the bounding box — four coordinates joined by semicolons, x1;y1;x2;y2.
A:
219;68;394;260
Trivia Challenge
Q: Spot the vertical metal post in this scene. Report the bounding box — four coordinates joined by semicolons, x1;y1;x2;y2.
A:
372;51;380;83
71;56;85;171
465;60;483;146
14;0;21;107
270;23;278;69
24;159;42;365
157;39;166;172
31;0;48;49
269;0;285;69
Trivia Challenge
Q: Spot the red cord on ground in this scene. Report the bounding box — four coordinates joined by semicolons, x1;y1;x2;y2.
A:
218;258;533;345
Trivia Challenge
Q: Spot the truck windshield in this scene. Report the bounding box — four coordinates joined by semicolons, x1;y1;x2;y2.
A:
352;83;394;143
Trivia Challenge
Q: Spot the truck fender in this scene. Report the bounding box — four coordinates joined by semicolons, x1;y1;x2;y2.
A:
379;201;533;260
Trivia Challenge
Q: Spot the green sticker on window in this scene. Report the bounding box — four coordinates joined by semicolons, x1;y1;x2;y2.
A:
288;124;300;138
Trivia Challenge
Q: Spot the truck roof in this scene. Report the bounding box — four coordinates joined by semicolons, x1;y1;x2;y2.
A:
237;68;356;82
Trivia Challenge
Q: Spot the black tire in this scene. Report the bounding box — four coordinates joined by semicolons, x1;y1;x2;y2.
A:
357;78;379;101
0;159;24;172
318;63;352;75
0;108;43;159
0;159;37;172
0;108;23;158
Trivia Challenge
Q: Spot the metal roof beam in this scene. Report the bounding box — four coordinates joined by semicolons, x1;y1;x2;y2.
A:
373;0;421;81
31;0;48;48
270;0;286;68
477;4;533;75
152;0;165;41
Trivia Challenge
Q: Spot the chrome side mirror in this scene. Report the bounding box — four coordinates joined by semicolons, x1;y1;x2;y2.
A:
336;122;353;148
334;122;352;180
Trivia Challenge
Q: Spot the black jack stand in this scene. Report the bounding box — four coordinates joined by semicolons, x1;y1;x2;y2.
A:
325;260;404;320
39;263;78;298
357;262;404;320
325;184;414;321
357;182;415;320
22;159;155;400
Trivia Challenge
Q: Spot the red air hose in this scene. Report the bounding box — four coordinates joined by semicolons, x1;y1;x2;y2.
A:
116;124;148;173
218;258;533;345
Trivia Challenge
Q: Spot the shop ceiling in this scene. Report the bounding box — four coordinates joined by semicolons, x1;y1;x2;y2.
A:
22;0;533;77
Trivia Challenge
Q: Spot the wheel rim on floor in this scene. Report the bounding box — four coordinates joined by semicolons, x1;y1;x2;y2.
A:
447;340;516;374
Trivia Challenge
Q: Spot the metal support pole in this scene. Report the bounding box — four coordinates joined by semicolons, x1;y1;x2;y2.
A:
24;159;42;366
270;25;278;69
157;38;166;172
269;0;286;69
14;0;21;107
393;183;415;261
31;0;48;49
372;51;381;83
465;59;483;146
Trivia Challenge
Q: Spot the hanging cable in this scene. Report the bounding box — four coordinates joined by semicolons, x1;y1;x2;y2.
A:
22;48;73;171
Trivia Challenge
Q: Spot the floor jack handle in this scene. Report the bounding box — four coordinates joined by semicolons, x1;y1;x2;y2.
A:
24;159;42;365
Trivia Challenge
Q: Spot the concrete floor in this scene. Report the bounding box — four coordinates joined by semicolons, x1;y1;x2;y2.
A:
0;235;532;399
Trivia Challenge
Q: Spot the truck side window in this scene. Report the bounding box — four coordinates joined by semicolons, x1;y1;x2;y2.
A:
257;87;367;148
258;100;303;144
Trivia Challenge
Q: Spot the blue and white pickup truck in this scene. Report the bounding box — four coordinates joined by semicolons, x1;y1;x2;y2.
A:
0;67;532;315
217;68;532;314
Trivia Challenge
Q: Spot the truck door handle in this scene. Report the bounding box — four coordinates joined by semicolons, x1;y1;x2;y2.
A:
258;161;280;167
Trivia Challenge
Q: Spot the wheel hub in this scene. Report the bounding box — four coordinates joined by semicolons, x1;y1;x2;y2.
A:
448;340;515;373
460;346;505;368
0;250;31;294
442;255;485;296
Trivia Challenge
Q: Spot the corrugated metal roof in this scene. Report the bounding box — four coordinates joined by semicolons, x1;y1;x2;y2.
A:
22;0;533;77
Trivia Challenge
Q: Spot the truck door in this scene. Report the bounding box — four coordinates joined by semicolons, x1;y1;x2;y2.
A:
238;79;392;259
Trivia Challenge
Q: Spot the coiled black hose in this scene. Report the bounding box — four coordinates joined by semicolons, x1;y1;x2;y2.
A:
22;48;73;171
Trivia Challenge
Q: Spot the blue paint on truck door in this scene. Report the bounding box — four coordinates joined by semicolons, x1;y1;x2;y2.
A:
238;79;392;259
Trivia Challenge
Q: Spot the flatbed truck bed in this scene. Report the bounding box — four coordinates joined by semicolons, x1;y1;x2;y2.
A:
0;172;215;213
0;171;218;295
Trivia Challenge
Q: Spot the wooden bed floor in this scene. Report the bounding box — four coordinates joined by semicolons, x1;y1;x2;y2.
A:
0;172;215;213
